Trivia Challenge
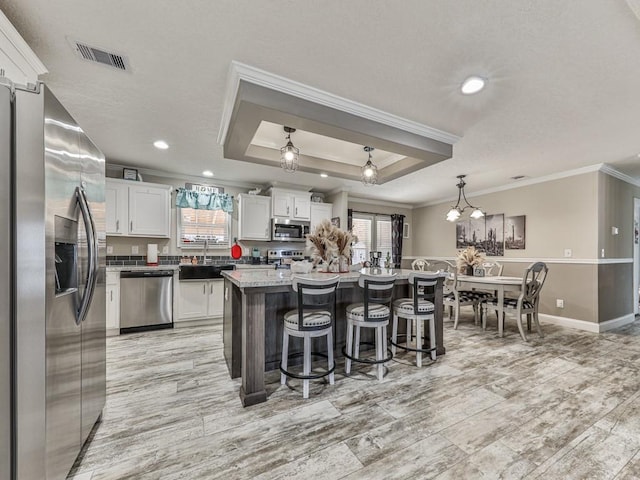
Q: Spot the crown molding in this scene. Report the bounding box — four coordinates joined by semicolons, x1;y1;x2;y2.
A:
217;61;460;147
416;163;607;208
0;11;47;83
348;195;414;210
106;162;260;190
599;163;640;187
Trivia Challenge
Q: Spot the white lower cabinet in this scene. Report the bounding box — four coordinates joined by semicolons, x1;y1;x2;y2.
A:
177;279;224;323
106;271;120;334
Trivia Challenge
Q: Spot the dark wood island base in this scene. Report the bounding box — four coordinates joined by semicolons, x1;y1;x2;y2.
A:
223;270;445;407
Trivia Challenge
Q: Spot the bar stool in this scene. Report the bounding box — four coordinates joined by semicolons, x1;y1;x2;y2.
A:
343;272;396;381
280;275;340;399
390;273;438;367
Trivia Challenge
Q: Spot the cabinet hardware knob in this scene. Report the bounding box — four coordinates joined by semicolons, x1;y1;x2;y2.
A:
203;284;206;294
116;220;119;232
130;221;133;231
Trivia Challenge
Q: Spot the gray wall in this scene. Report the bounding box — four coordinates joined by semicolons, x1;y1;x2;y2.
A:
411;172;605;323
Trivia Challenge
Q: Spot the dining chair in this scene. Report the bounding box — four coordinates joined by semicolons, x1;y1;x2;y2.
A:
481;260;504;276
280;275;340;399
390;272;439;367
482;262;549;341
344;273;396;381
419;260;478;327
411;258;429;271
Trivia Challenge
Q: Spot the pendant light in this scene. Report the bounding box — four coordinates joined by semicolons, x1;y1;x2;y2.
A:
361;146;378;186
280;126;299;173
445;175;484;222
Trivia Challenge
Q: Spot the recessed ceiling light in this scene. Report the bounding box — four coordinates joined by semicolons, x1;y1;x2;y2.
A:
461;76;486;95
153;140;169;150
320;173;328;178
202;170;214;177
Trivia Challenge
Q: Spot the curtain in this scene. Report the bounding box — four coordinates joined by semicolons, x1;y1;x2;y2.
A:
347;208;353;232
390;214;405;268
175;188;233;213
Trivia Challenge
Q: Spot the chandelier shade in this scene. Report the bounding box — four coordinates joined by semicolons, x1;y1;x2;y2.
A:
280;126;299;173
361;146;378;186
445;175;484;222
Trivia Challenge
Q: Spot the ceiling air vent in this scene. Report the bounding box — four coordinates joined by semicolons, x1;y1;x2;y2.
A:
71;40;129;72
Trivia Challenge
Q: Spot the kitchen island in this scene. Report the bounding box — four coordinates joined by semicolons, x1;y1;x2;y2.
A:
221;268;445;407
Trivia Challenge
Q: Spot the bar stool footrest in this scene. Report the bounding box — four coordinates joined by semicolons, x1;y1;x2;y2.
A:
342;342;393;365
279;351;335;380
389;333;437;355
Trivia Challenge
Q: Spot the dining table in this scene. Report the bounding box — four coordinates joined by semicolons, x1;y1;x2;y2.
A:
457;275;524;336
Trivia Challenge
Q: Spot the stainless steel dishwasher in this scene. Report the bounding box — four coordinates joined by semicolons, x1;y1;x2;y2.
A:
119;270;174;333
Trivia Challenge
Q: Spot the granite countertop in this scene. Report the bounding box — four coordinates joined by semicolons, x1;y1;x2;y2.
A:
234;264;276;270
221;268;440;288
106;265;180;273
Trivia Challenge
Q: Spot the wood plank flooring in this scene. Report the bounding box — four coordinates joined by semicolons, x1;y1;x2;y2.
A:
68;313;640;479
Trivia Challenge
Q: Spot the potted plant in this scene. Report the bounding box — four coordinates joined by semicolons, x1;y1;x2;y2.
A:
456;246;485;275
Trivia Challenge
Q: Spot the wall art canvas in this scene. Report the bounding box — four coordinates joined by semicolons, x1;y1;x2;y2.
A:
456;218;486;250
505;215;526;249
484;214;504;256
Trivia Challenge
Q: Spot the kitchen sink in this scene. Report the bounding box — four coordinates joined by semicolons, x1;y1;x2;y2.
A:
179;264;235;280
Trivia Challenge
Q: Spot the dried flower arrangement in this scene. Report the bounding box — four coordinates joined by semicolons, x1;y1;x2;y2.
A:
456;246;485;274
306;219;353;271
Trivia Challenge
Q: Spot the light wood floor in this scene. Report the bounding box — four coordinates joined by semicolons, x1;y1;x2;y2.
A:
68;312;640;479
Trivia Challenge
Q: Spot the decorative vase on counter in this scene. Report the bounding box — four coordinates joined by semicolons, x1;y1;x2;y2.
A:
328;260;340;273
339;256;349;273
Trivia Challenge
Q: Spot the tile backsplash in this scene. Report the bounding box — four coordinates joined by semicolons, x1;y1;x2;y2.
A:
106;255;264;266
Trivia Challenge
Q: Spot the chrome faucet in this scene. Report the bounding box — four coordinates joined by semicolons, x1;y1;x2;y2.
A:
203;238;209;264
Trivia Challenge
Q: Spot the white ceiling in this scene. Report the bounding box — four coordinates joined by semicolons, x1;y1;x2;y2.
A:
2;1;640;205
251;121;405;169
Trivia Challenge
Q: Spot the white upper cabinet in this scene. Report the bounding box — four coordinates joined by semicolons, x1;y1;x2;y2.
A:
105;178;171;238
310;203;333;232
105;181;128;235
238;194;271;241
269;188;311;220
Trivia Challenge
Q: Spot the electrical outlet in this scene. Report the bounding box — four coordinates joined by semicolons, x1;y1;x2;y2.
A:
162;246;169;254
131;245;139;255
611;226;619;235
564;248;572;258
556;299;564;308
106;245;113;255
601;248;605;258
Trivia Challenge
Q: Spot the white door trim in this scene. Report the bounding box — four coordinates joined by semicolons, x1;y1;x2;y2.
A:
634;198;640;315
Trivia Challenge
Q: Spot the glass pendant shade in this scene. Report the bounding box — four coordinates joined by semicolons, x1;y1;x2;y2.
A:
361;146;378;186
280;127;299;173
446;207;462;222
470;208;485;219
445;175;483;221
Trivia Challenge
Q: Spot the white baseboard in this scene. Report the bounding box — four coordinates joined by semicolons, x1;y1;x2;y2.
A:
539;313;636;333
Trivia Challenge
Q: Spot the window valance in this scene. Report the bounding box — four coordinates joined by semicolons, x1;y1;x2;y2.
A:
175;188;233;213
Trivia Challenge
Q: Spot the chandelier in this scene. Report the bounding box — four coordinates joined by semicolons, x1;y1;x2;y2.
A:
361;146;378;186
445;175;484;222
280;126;299;173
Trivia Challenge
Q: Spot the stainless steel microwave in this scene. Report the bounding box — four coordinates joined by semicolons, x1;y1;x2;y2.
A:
272;218;310;242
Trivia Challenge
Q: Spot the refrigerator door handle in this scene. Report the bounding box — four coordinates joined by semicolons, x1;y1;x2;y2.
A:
76;186;99;324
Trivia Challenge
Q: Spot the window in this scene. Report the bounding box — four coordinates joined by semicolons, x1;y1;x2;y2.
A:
177;207;230;249
351;213;392;263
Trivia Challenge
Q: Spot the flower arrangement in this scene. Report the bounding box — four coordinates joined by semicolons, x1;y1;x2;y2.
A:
306;219;353;272
456;246;485;274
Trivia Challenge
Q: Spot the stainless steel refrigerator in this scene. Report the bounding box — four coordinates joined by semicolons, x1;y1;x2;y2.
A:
0;81;106;480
